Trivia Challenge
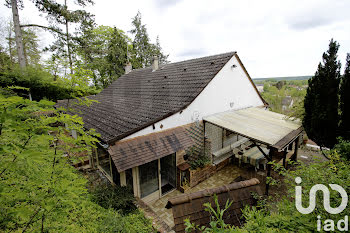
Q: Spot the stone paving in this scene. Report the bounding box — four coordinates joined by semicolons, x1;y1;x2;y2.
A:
146;163;250;231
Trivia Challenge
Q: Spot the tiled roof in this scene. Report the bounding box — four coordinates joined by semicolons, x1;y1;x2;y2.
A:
56;52;236;143
108;125;195;172
166;178;262;233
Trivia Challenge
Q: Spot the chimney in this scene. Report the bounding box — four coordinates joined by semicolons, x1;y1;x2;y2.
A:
125;62;132;74
152;55;159;71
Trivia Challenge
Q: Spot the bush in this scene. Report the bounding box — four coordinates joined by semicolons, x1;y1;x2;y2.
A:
188;155;210;170
0;65;99;101
91;183;136;214
98;209;155;233
334;138;350;160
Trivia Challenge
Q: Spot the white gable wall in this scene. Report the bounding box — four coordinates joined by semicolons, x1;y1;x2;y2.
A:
122;55;264;140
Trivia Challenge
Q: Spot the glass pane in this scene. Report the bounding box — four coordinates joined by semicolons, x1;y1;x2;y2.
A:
98;147;111;176
126;168;134;193
112;161;120;186
139;160;159;198
160;153;176;195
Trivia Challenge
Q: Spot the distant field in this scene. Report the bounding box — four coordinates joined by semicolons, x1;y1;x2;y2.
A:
253;75;312;82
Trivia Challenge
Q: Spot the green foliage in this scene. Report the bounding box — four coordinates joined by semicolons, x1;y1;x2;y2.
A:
187;146;211;170
98;209;155;233
188;155;211;170
0;95;153;232
33;0;95;74
303;39;341;148
78;25;130;88
185;195;234;232
130;11;169;69
333;137;350;160
0;65;98;101
91;183;136;215
7;25;42;66
339;53;350;140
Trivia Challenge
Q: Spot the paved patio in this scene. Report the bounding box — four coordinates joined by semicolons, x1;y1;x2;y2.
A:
146;163;251;230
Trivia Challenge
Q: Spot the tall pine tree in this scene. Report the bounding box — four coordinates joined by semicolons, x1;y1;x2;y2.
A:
130;11;168;69
339;53;350;140
303;39;341;148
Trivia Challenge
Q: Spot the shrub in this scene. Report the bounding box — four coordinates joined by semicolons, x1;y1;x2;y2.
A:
91;183;136;214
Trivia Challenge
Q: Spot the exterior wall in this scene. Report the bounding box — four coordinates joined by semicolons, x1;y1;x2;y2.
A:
205;122;223;153
123;55;264;140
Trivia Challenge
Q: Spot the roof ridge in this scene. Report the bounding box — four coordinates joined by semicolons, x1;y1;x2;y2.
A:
127;51;237;73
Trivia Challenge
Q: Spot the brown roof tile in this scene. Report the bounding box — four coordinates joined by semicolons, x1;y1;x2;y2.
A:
166;178;262;233
108;125;195;172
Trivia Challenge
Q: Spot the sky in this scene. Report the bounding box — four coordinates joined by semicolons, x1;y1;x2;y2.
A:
1;0;350;78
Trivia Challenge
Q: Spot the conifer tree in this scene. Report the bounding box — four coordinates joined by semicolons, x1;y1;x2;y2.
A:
339;53;350;140
303;39;341;149
130;11;168;68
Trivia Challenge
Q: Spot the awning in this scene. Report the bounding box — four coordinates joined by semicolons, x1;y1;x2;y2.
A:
108;125;195;172
203;107;302;150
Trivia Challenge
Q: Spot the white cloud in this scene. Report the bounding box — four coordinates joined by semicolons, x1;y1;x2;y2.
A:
1;0;349;77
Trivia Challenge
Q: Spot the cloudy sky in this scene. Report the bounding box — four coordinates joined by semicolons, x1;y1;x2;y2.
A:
1;0;350;78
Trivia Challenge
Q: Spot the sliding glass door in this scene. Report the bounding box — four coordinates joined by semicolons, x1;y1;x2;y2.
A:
139;160;159;198
139;153;177;199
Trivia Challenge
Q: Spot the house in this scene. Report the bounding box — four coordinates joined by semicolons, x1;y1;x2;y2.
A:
256;83;264;92
282;96;294;111
57;51;302;203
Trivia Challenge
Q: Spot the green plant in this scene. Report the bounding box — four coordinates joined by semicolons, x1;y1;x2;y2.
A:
188;155;210;170
91;183;136;214
303;39;341;149
184;195;235;232
187;146;211;170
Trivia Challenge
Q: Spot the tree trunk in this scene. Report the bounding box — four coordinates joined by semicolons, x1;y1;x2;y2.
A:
65;0;73;74
10;0;26;68
8;24;13;64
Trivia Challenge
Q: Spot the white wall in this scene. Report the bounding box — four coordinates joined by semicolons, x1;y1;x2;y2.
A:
122;55;264;140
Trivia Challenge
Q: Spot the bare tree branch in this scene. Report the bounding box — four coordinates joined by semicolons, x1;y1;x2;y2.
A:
20;24;65;36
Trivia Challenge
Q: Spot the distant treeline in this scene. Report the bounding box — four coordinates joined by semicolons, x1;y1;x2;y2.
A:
253;75;312;82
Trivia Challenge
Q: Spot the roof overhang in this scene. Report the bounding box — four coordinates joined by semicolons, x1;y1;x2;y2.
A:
203;107;303;150
108;125;195;172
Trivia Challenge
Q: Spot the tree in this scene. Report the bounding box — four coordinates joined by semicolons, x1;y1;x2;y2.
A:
6;24;42;66
26;0;95;74
7;0;26;68
130;11;168;69
0;45;11;70
339;54;350;140
303;39;341;149
78;25;130;88
104;27;128;87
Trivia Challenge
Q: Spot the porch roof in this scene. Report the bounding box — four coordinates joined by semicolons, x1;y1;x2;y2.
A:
108;125;195;172
203;107;302;150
